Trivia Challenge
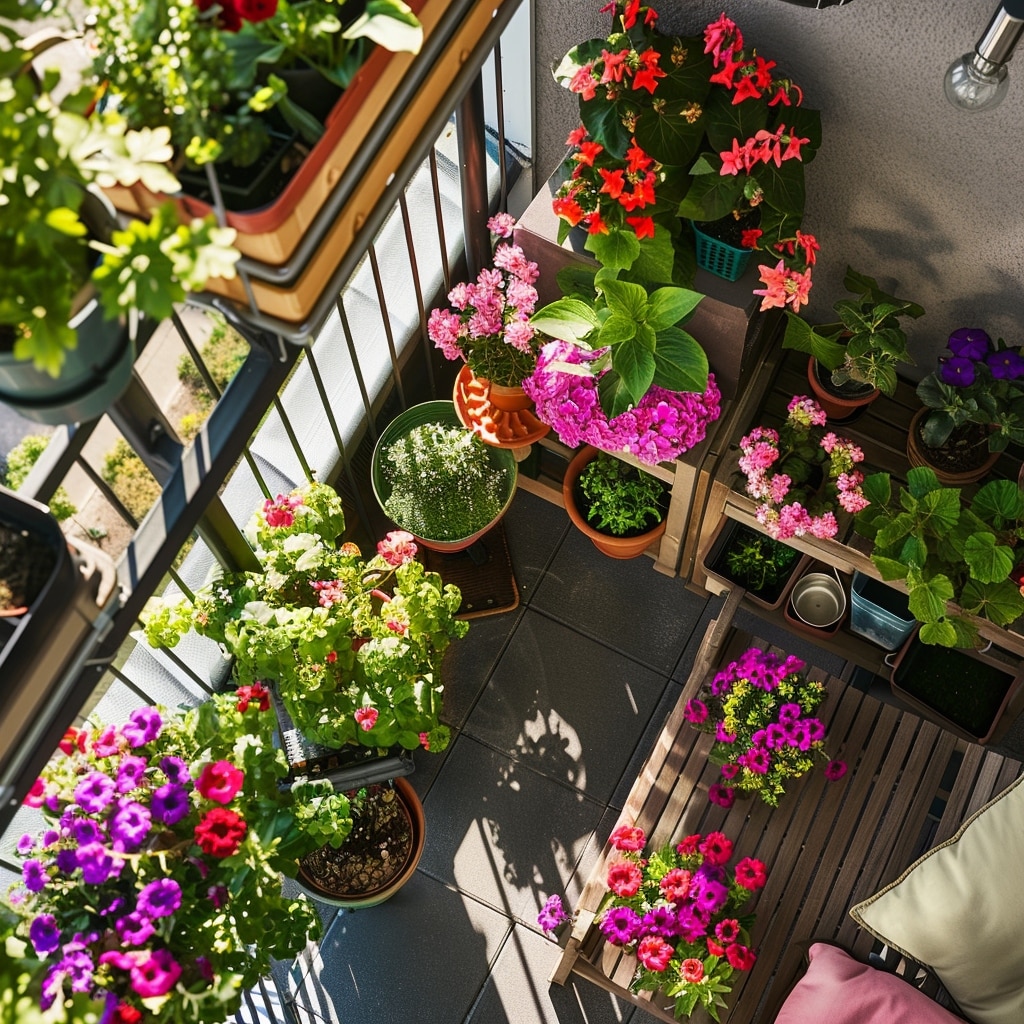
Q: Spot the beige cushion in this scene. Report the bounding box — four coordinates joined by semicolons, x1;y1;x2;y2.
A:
850;773;1024;1024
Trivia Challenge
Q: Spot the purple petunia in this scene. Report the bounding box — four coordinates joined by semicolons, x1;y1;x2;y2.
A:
987;348;1024;380
22;859;47;892
641;905;680;937
76;842;123;885
109;801;152;850
29;914;60;955
676;906;710;943
122;707;162;747
159;756;191;786
72;818;104;845
600;905;642;945
683;699;708;724
74;771;116;814
55;848;78;874
116;755;148;794
16;833;34;855
61;949;95;993
116;911;156;946
691;876;730;915
137;878;182;919
151;782;191;826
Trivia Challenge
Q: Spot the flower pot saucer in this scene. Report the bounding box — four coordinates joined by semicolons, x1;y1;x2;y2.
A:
453;364;549;450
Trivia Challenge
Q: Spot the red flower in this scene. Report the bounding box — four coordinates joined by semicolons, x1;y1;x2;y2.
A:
606;860;643;897
552;195;586;227
707;938;726;957
741;228;763;249
196;760;244;804
598;167;626;199
236;0;277;21
631;49;666;94
566;125;588;148
626;215;655;239
659;867;692;902
637;934;673;972
22;778;45;807
621;0;641;29
676;834;701;855
115;1006;143;1024
236;683;270;713
699;831;733;866
354;706;379;731
609;824;646;852
715;918;741;944
574;141;604;167
726;943;757;971
734;856;768;890
194;807;247;858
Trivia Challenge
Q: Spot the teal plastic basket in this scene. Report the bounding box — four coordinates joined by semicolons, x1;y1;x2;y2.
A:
690;221;753;282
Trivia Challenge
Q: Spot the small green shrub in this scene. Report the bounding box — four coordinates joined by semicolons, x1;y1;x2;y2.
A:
177;314;249;409
577;452;667;536
3;434;77;522
102;439;162;521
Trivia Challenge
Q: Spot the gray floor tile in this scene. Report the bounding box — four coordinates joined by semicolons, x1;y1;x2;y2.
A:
465;924;638;1024
464;610;673;805
418;734;606;927
289;871;511;1024
531;527;709;674
503;489;571;603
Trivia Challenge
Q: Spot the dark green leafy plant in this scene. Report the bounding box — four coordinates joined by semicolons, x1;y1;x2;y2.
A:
781;267;924;397
578;451;667;536
854;466;1024;647
723;527;799;593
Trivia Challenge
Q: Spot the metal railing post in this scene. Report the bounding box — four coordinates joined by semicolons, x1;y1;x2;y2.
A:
456;72;491;277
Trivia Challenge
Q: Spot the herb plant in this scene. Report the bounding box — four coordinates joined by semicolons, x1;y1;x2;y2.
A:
379;421;513;542
578;451;667;536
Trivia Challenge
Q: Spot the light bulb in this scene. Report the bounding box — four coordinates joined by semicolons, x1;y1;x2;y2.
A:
944;53;1010;111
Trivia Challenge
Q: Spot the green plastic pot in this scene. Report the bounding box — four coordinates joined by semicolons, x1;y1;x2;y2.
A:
371;400;517;552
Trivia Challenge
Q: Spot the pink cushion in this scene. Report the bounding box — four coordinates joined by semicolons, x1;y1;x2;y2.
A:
774;943;963;1024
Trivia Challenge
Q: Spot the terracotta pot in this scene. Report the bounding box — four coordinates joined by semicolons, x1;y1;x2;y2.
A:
806;357;879;421
296;777;425;909
562;446;667;559
478;377;533;413
906;407;1000;486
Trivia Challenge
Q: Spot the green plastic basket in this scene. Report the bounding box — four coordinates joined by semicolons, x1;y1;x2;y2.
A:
690;221;753;282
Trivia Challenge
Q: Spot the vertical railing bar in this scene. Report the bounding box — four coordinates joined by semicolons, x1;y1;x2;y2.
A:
151;643;215;695
75;457;140;530
492;40;509;211
456;73;491;277
429;147;452;296
304;349;373;533
242;448;274;501
271;395;314;483
336;294;377;437
171;309;223;401
367;243;407;409
257;976;283;1024
167;567;196;604
397;190;436;397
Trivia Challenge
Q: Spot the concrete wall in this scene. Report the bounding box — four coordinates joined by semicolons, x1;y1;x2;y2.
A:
531;0;1024;377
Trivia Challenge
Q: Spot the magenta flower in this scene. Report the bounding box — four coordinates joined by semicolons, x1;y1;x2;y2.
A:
129;948;182;998
151;782;190;826
109;801;152;850
263;493;303;528
708;782;735;808
74;772;116;814
354;706;379;731
115;756;148;794
195;760;244;805
824;759;848;781
30;914;60;955
115;911;156;947
683;698;708;724
137;878;182;919
123;707;163;747
537;894;567;934
600;905;642;945
76;842;123;885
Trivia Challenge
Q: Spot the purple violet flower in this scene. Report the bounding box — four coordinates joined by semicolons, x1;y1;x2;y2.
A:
55;848;78;874
76;842;123;885
151;782;191;826
29;914;60;956
116;911;156;946
537;894;568;935
947;328;991;360
939;356;976;387
22;859;47;892
122;707;162;747
116;755;148;794
987;348;1024;380
110;801;152;850
159;756;191;786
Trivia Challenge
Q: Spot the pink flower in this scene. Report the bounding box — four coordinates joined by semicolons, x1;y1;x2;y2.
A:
824;759;848;781
734;856;768;890
195;761;244;805
354;707;379;732
699;831;733;866
487;212;516;238
610;824;646;852
130;949;182;998
263;493;302;528
659;868;692;902
683;699;708;724
681;957;704;983
726;944;757;971
606;860;643;897
708;783;735;807
377;530;418;566
637;935;673;972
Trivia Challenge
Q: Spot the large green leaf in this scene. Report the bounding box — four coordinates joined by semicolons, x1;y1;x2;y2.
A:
973;478;1024;522
645;286;703;331
781;106;822;158
962;578;1024;626
585;229;640;271
627;227;678;285
651;327;709;393
615;337;657;405
677;171;743;221
870;555;909;581
757;157;806;216
529;298;600;342
861;472;893;507
964;534;1015;584
781;313;846;370
600;278;649;320
598;311;638;347
580;98;632;159
918;619;962;647
917;487;962;534
904;465;943;499
702;87;767;151
907;573;954;623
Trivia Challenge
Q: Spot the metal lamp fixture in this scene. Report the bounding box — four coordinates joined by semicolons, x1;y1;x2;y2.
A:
945;0;1024;111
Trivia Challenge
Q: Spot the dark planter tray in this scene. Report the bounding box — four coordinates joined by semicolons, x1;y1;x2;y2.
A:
701;516;807;610
889;633;1024;744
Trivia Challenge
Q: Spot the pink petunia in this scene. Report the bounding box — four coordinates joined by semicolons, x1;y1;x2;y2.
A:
354;707;379;732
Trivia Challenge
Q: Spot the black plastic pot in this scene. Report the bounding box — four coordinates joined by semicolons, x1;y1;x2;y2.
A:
701;516;807;610
889;632;1024;745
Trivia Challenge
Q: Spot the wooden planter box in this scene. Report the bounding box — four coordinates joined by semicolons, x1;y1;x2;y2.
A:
102;0;445;266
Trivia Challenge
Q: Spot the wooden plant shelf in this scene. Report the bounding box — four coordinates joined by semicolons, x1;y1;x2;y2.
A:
549;589;1023;1023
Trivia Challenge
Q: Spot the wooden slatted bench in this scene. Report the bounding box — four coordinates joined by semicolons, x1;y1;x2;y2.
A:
549;589;1023;1022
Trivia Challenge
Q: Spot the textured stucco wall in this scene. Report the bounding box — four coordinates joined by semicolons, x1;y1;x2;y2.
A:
532;0;1024;377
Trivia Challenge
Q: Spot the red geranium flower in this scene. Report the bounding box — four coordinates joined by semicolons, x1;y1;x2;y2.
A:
194;807;247;858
